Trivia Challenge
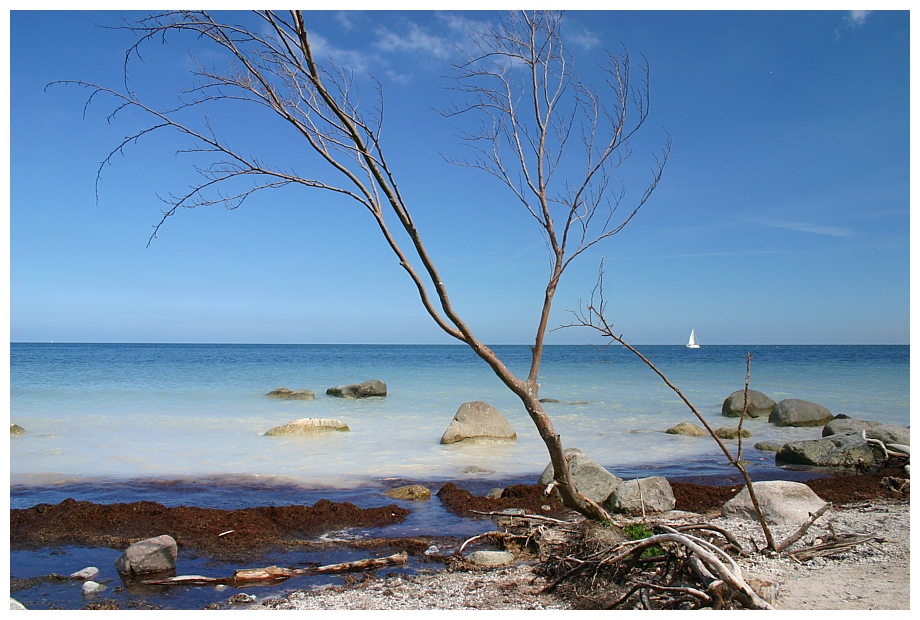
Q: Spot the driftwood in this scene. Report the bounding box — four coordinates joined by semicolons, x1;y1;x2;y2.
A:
786;535;879;562
670;524;747;557
775;502;832;553
141;551;408;587
468;510;578;525
541;525;772;610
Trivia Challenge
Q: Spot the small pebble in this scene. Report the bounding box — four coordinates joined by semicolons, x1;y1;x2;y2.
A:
229;593;257;604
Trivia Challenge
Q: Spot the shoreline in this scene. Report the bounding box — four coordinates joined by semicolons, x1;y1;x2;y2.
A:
10;465;909;610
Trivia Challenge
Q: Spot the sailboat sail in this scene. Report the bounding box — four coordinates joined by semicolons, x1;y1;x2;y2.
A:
687;329;700;348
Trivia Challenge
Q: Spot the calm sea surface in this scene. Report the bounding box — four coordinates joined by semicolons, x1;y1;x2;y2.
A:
10;343;909;506
8;343;910;609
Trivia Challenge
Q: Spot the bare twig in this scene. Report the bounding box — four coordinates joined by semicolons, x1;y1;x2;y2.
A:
775;502;833;553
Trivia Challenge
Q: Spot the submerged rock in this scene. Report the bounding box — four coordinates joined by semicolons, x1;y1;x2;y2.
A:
608;476;675;514
10;424;26;435
440;401;517;445
265;418;350;436
714;426;752;439
769;399;834;427
266;388;316;401
665;422;706;436
326;380;387;399
538;448;622;505
722;481;827;528
384;485;431;501
114;535;178;575
722;390;776;419
775;433;877;468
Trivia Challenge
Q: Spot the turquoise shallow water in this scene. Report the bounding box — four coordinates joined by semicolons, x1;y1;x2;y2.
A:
10;343;909;493
9;343;909;609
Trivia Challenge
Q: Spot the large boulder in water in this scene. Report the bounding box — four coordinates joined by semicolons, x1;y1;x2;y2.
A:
775;433;876;468
608;476;675;514
722;481;827;529
114;535;178;575
538;448;622;505
326;380;387;399
440;401;516;445
769;399;834;427
722;390;775;419
265;418;350;436
822;417;910;446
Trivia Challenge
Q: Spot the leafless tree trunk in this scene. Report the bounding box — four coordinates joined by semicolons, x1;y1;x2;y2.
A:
57;11;669;521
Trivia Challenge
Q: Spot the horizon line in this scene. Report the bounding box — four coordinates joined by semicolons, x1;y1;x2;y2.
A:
9;341;909;347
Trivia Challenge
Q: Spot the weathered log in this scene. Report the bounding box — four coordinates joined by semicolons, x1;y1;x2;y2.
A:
142;552;408;587
308;551;408;574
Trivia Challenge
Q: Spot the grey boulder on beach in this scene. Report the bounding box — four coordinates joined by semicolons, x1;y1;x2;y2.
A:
538;448;622;505
114;534;178;575
326;380;387;398
608;476;675;514
775;432;877;467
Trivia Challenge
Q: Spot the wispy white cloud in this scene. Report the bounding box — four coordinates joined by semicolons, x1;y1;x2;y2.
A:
566;27;601;51
836;10;872;38
307;32;372;74
760;220;854;237
375;23;453;61
845;10;872;28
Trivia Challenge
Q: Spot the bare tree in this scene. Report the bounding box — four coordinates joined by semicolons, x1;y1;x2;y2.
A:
60;10;669;521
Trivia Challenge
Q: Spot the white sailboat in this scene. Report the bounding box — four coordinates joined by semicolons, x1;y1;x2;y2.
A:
686;329;700;349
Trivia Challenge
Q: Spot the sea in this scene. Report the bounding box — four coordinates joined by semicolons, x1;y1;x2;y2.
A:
8;343;910;609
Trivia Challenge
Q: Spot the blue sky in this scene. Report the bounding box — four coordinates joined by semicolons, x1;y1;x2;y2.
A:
7;9;911;344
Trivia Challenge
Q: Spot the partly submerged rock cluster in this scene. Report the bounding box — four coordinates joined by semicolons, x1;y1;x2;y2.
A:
537;447;676;514
666;387;909;475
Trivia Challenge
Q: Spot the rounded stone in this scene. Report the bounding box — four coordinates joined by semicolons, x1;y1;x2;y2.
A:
384;485;431;501
467;550;515;567
722;390;776;419
440;401;516;445
665;422;706;436
769;399;834;427
81;581;107;596
70;566;99;580
265;418;350;436
714;426;752;439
